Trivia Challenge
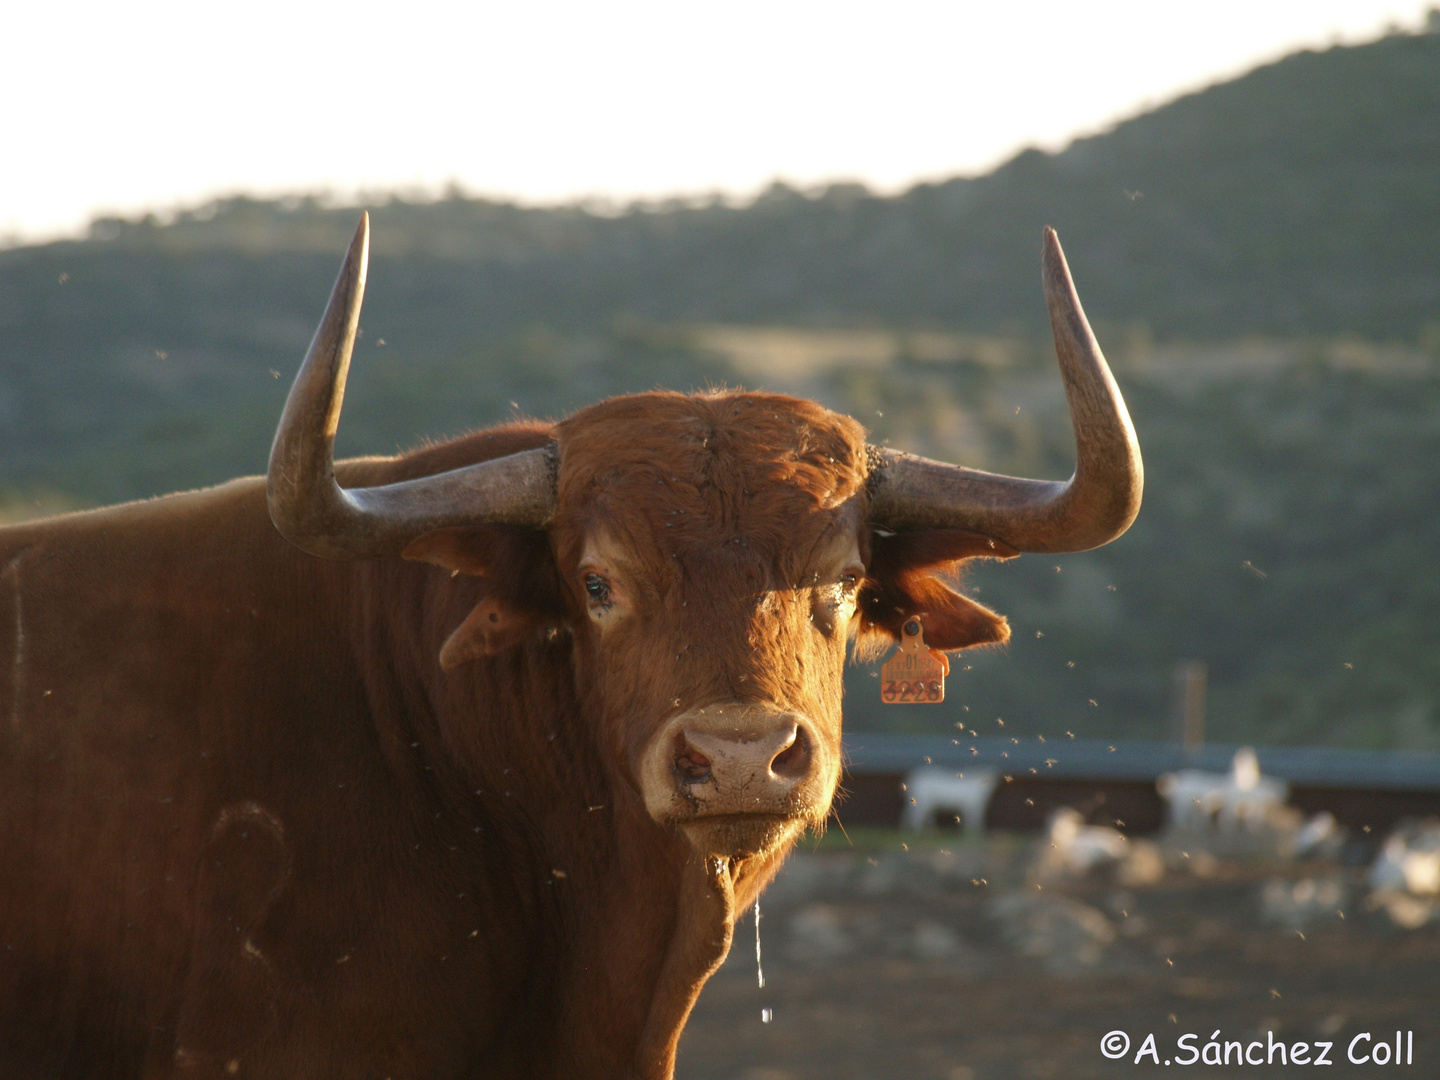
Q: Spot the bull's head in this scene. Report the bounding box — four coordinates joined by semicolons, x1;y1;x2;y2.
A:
267;214;1141;863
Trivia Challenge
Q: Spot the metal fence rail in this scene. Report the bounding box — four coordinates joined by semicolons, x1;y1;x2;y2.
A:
835;734;1440;832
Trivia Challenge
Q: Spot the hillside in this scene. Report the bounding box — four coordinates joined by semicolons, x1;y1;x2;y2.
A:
0;29;1437;750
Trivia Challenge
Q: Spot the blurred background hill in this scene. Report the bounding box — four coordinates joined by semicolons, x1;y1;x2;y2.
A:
1;28;1438;750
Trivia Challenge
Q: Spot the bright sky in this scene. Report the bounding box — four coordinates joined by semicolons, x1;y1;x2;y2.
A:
2;0;1434;244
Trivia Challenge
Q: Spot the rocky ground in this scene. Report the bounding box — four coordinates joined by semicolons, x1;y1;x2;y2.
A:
676;829;1440;1080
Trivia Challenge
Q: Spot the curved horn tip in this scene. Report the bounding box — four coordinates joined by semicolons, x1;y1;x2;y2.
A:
1040;226;1074;295
346;211;370;279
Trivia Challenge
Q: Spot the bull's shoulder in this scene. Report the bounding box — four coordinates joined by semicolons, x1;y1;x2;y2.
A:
0;477;269;554
0;419;553;554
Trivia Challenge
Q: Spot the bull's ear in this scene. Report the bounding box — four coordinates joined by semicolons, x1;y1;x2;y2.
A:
402;527;498;576
856;529;1016;661
403;526;563;669
434;596;537;670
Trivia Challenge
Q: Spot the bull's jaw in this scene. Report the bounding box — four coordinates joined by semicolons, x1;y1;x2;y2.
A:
679;815;806;861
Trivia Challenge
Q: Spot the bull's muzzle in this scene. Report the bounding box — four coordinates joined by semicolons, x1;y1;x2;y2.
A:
639;702;835;857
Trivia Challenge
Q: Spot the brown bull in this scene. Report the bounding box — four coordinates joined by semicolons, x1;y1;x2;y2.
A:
0;216;1140;1079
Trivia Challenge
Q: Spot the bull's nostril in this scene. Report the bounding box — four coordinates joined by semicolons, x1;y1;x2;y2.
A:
769;731;810;779
675;744;713;782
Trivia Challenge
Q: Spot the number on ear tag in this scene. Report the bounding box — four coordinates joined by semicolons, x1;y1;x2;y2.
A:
880;618;949;704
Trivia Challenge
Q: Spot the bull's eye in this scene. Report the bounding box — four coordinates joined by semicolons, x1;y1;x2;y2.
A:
840;563;865;593
583;573;611;607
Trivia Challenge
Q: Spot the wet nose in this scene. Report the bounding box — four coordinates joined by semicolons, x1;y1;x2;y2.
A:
639;701;836;829
674;719;812;794
647;705;821;822
638;701;839;854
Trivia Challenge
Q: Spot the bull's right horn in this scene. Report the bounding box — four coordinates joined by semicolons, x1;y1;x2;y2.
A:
267;213;556;560
865;228;1142;553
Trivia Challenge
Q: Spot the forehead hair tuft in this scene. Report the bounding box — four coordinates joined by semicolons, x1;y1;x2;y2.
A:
552;391;868;577
556;391;867;510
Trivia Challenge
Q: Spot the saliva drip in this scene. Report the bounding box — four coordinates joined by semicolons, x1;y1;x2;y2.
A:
756;898;772;1023
755;898;765;989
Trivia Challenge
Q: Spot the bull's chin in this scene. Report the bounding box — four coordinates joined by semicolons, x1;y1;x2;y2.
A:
676;813;806;860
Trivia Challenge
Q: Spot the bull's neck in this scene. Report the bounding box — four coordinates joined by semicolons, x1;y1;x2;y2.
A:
624;845;793;1079
631;853;736;1079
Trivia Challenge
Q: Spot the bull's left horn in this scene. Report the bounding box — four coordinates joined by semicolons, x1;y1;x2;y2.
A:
865;228;1142;553
268;213;556;559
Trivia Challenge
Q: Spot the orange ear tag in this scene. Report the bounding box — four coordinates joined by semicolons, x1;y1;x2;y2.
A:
880;619;949;704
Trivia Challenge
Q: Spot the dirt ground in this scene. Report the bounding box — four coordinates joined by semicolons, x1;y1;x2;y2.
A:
676;831;1440;1080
